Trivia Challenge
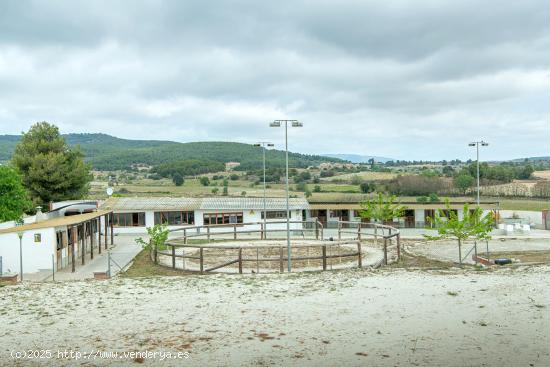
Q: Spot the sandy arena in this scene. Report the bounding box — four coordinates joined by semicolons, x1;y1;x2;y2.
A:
1;266;549;366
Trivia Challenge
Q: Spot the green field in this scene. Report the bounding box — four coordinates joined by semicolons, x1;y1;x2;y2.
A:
497;198;550;211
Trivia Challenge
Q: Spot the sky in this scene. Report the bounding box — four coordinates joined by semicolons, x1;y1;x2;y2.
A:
1;0;550;161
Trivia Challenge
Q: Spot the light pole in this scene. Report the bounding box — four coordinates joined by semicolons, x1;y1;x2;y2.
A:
254;142;274;239
270;119;303;272
468;141;489;206
16;230;23;281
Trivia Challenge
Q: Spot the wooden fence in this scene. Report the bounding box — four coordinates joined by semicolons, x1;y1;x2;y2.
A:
149;220;400;273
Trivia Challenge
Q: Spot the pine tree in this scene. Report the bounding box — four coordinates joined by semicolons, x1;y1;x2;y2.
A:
12;122;92;207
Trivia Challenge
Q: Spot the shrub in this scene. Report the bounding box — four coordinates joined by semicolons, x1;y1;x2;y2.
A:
172;173;184;186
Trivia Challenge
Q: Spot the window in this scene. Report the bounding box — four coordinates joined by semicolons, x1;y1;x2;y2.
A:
113;212;146;227
261;211;288;219
154;211;195;225
203;212;243;225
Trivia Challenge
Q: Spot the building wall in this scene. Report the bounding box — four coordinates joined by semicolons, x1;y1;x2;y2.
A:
499;210;544;228
0;228;56;274
195;209;303;232
109;209;305;235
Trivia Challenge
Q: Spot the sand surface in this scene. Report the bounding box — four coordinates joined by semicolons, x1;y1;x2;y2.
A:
408;238;550;264
1;267;549;366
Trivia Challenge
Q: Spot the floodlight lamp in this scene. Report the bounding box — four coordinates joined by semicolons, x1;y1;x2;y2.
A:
291;121;302;127
270;121;281;127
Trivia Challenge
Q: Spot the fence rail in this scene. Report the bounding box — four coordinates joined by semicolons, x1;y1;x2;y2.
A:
150;220;400;273
167;220;324;242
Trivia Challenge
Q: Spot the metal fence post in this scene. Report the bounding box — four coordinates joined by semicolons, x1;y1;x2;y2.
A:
383;238;388;265
397;234;401;260
357;242;362;268
315;221;319;240
238;248;243;274
107;251;111;278
172;246;176;269
51;254;55;282
322;245;327;271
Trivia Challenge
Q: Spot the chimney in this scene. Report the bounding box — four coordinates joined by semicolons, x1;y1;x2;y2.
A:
35;206;47;223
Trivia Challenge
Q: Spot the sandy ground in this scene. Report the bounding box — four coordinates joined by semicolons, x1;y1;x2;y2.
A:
1;267;549;367
408;238;550;264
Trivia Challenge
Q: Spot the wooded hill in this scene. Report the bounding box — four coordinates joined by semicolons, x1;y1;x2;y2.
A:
0;133;342;171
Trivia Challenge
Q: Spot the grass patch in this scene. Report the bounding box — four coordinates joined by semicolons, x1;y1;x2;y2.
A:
447;291;459;296
120;249;193;278
496;198;550;211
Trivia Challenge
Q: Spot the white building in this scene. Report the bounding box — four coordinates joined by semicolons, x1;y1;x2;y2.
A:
99;197;310;234
0;210;113;275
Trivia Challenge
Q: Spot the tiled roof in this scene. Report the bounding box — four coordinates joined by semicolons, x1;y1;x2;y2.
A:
100;197;202;211
99;197;309;211
200;197;309;210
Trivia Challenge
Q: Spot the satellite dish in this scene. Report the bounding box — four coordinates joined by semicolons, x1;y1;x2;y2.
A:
106;187;114;196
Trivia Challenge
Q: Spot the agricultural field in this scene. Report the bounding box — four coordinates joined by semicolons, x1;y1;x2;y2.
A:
533;170;550;180
321;171;397;182
88;168;550;212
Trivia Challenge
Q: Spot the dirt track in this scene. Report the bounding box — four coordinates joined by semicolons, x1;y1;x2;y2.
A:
1;267;549;366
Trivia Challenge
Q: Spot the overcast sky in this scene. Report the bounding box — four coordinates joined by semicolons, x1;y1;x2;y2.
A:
1;0;550;160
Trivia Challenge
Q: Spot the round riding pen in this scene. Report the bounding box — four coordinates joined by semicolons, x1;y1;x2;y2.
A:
151;220;401;274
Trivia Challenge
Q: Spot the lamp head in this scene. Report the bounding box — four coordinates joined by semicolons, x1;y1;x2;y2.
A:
270;121;281;127
291;121;303;127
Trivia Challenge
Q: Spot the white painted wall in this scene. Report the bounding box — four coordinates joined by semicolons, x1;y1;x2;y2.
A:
499;210;543;227
414;209;425;224
109;209;305;235
0;228;56;274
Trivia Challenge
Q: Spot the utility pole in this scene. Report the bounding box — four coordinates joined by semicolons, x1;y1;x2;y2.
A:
270;120;303;272
468;141;489;206
254;142;274;239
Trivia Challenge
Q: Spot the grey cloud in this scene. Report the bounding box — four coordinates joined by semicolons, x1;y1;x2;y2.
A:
1;0;550;160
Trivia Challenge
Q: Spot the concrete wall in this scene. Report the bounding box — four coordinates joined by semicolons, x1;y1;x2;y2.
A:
0;228;56;274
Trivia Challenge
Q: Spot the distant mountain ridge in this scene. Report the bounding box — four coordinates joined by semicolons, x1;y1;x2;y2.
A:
324;153;395;163
0;133;343;171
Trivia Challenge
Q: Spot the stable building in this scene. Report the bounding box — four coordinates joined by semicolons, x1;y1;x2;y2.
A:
308;196;500;229
99;197;310;234
0;208;113;275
